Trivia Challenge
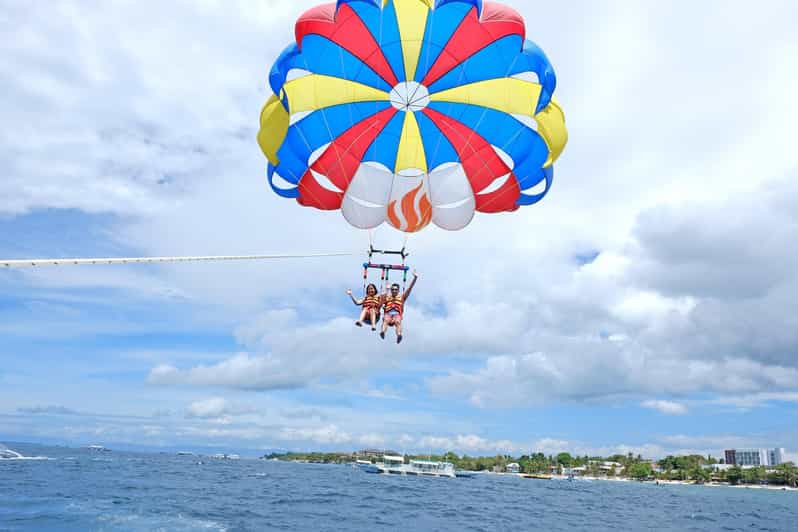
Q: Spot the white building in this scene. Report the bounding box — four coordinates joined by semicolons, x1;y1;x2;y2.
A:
506;463;520;474
725;448;786;467
703;463;735;471
769;448;785;466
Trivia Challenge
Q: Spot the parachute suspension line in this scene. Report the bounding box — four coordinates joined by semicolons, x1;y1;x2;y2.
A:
362;240;409;294
402;235;409;291
0;252;352;269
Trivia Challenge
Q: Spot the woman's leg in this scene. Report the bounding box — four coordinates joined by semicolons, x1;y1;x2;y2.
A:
369;308;377;330
356;308;367;326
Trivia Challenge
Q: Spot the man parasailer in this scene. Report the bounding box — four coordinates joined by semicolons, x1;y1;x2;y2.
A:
380;270;418;344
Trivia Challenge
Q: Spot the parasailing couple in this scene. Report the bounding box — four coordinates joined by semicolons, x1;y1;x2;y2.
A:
346;271;418;344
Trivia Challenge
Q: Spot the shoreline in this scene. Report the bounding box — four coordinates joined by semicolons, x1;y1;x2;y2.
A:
495;472;798;491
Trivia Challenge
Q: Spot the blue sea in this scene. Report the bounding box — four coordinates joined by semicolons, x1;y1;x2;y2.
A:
2;443;796;531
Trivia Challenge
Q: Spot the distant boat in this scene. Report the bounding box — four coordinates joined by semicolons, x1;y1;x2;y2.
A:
354;459;379;473
177;451;195;456
371;455;456;478
521;473;552;480
0;446;24;459
210;453;240;460
0;444;47;461
87;445;109;452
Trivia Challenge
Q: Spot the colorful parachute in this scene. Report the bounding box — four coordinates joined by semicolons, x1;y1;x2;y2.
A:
257;0;567;233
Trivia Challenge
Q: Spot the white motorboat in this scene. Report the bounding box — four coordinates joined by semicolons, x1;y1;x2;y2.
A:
354;459;379;473
0;444;47;460
0;447;24;459
373;455;456;478
210;453;240;460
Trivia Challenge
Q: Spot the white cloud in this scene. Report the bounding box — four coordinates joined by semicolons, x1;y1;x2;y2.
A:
707;392;798;410
417;434;518;454
279;425;352;446
148;353;312;391
429;350;798;409
358;433;386;448
641;400;688;416
185;397;254;419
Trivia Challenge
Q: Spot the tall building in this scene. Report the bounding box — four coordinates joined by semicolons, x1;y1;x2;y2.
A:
723;448;786;467
769;448;785;466
724;449;736;465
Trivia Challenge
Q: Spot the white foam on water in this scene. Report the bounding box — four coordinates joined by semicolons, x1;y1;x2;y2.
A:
0;444;49;460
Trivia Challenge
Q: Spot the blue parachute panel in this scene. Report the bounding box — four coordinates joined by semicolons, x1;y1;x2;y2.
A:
276;102;391;182
298;35;392;92
428;35;524;93
378;0;407;84
414;2;472;82
416;111;459;170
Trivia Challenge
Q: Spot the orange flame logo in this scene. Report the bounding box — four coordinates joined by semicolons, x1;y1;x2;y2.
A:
387;183;432;233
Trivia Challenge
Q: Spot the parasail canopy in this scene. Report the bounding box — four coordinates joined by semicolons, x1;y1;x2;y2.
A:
258;0;567;233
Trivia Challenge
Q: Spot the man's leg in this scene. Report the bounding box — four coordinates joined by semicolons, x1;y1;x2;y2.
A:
380;315;389;339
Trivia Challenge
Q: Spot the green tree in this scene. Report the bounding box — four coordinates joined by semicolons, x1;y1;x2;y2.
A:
726;466;743;485
690;466;711;484
777;463;798;487
556;452;574;468
628;462;653;480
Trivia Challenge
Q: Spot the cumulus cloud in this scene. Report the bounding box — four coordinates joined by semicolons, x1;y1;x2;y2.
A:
0;0;317;217
185;397;254;419
429;350;798;408
147;308;413;390
148;353;311;391
641;400;688;415
279;425;352;446
417;434;519;454
427;178;798;408
706;392;798;410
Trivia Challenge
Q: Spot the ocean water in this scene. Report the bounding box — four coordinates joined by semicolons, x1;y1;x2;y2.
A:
1;443;796;532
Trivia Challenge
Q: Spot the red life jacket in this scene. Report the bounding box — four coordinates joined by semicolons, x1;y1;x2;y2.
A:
363;295;381;309
384;294;403;315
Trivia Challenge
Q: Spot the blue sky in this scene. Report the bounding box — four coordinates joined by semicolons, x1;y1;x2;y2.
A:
2;0;798;459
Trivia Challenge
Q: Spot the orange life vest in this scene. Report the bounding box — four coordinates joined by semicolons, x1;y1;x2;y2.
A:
363;295;381;309
384;294;403;315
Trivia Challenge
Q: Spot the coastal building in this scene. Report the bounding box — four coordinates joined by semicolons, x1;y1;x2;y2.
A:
703;463;734;471
356;449;400;459
769;448;785;466
723;448;785;467
724;449;736;465
565;466;587;476
506;463;520;474
599;461;623;474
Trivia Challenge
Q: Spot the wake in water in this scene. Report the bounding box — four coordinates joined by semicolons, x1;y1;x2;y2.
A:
0;443;48;460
